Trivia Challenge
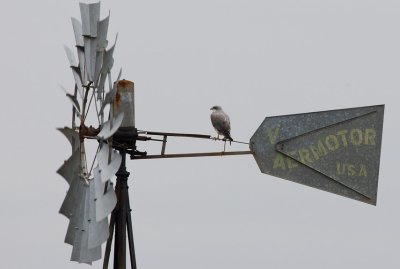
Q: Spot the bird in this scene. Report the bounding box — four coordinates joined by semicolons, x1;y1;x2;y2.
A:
210;105;233;144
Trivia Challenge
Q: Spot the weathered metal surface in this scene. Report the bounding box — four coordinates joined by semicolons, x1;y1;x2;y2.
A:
57;149;80;185
97;145;122;182
71;66;83;98
113;80;135;128
79;2;100;37
64;46;78;67
71;17;84;47
83;36;97;82
93;166;117;222
59;2;123;265
97;109;124;139
58;127;80;152
88;178;109;249
97;15;110;50
132;151;253;160
250;105;384;205
70;183;102;264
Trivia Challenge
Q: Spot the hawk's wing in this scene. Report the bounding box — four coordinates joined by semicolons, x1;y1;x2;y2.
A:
211;111;231;136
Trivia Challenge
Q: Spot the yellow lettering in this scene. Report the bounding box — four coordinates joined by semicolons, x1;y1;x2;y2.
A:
267;125;281;145
350;128;363;145
337;130;349;147
273;154;286;170
287;151;298;169
359;165;368;177
298;148;312;164
337;163;345;175
325;135;339;151
348;164;356;176
310;140;328;160
365;128;376;145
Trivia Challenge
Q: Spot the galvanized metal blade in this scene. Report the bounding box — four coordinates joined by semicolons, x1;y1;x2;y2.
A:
57;127;80;152
63;179;87;240
250;105;384;205
97;109;124;140
83;36;98;82
71;17;84;47
96;15;109;50
70;181;102;264
88;177;109;249
97;145;122;182
57;148;80;185
79;2;100;37
93;166;117;222
64;46;78;67
71;66;84;98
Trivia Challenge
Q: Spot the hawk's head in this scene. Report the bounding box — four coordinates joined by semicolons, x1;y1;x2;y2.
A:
210;105;222;111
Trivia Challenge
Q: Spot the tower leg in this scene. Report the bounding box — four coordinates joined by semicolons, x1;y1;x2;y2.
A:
103;150;137;269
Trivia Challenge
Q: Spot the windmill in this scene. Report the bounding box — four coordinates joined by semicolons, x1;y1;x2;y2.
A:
57;2;133;265
57;2;385;268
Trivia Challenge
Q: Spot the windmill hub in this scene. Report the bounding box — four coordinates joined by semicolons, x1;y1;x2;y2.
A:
78;123;99;142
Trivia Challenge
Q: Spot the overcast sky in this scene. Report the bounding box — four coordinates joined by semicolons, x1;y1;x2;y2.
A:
1;0;400;268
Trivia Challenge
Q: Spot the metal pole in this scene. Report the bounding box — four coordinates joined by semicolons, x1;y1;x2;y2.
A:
114;150;129;269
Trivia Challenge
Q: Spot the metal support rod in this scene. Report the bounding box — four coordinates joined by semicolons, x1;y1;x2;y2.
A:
103;149;137;269
131;150;253;160
161;135;167;155
102;211;116;269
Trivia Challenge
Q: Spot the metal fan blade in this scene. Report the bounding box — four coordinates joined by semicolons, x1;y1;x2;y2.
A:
70;181;102;264
76;47;87;86
99;85;117;114
79;2;100;37
93;166;117;222
63;178;87;236
97;14;109;50
71;17;84;47
71;67;84;98
93;50;104;88
97;145;122;182
101;35;117;74
64;46;78;67
57;148;80;185
97;109;124;140
83;36;98;82
88;176;110;248
57;127;80;152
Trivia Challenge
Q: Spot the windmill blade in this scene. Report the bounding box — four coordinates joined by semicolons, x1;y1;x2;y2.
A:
57;148;80;185
97;36;117;100
71;17;84;47
97;144;122;182
93;166;117;221
99;84;117;114
79;2;100;37
88;175;110;248
70;182;102;264
71;66;84;98
83;36;98;82
60;86;81;117
76;47;87;86
64;46;78;67
97;109;124;140
63;178;87;236
93;15;112;88
57;127;80;152
97;14;110;50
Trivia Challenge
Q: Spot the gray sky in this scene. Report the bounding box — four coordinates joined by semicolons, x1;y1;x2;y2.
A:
1;0;400;268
